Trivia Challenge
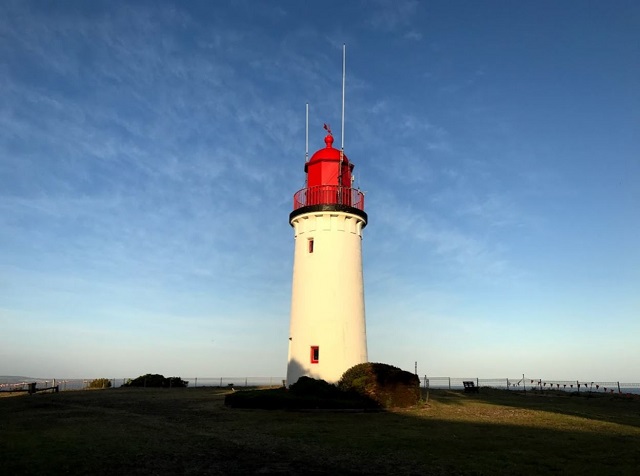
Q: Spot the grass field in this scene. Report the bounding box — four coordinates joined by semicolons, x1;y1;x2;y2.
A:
1;386;639;475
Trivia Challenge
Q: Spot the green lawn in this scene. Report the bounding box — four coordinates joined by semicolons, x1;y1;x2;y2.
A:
1;387;639;475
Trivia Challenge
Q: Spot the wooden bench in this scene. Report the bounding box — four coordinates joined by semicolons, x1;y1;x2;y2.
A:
463;381;479;393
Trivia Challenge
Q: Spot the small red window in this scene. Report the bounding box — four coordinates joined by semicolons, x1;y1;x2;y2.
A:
310;346;319;364
308;239;314;253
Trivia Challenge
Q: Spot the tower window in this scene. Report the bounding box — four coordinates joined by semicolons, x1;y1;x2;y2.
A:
310;346;319;364
308;238;314;253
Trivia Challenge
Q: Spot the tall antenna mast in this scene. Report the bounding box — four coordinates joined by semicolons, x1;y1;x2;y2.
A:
339;44;346;203
305;103;309;163
305;103;309;187
341;43;346;153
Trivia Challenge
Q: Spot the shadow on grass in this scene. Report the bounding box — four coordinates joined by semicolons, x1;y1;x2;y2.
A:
426;387;640;429
0;386;639;475
224;386;381;410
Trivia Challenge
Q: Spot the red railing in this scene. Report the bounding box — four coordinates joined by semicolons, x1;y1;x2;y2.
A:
293;185;365;211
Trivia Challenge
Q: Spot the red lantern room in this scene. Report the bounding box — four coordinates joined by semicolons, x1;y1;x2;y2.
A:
305;133;353;189
291;130;367;225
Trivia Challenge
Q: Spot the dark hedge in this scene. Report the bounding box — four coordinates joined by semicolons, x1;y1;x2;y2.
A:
122;374;188;388
339;363;421;408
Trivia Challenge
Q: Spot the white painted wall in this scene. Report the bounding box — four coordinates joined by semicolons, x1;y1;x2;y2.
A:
286;211;368;385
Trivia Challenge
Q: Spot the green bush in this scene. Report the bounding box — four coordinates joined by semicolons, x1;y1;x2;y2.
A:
339;363;421;408
122;374;188;388
88;378;112;389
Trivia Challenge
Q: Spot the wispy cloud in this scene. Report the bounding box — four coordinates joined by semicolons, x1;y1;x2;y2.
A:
1;1;637;380
1;3;306;314
364;0;420;33
403;31;423;41
369;189;511;285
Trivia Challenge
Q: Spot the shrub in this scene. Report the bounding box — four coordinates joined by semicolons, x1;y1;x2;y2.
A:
122;374;188;388
88;378;112;389
339;363;420;408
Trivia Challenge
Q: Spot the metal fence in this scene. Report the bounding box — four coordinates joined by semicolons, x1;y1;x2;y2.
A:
293;185;365;210
423;377;640;394
187;377;285;388
2;376;639;395
0;377;285;392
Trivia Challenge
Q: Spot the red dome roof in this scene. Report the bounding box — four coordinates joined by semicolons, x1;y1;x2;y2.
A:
308;134;350;165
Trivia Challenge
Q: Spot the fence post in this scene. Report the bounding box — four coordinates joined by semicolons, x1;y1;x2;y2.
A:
506;378;509;390
577;380;580;393
617;382;621;394
448;377;451;390
476;377;479;388
194;377;197;388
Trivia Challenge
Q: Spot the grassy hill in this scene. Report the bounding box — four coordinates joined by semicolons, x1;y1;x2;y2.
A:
1;386;638;475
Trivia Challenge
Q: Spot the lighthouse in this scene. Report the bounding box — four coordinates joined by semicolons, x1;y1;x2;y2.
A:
286;125;368;386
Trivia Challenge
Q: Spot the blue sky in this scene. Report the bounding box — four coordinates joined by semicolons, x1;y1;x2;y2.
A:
1;0;638;381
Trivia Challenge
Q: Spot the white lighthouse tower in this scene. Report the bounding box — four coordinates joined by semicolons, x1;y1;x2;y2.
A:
286;125;368;386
